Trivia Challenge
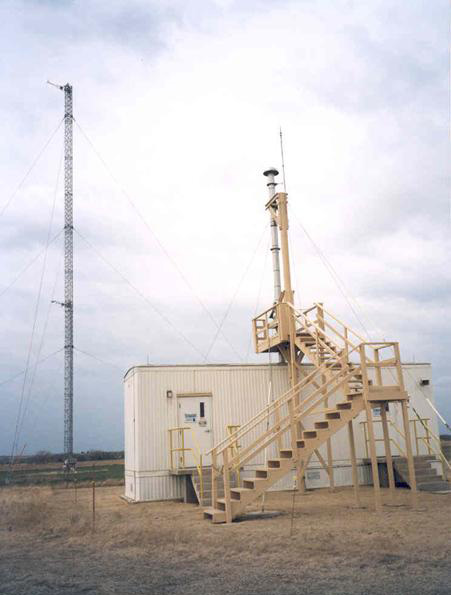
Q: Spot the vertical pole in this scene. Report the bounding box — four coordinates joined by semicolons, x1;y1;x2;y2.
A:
92;480;96;532
211;450;218;509
288;396;297;454
413;420;419;455
363;423;369;459
360;345;382;512
374;349;383;388
380;405;396;501
223;448;232;524
401;400;417;508
63;84;74;459
393;342;417;507
365;403;382;512
297;458;306;494
199;454;203;502
347;420;361;507
425;421;432;455
263;168;282;304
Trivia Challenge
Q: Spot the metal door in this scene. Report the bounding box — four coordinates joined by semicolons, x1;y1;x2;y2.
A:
177;394;213;467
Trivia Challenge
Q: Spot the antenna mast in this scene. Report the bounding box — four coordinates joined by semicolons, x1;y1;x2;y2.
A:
63;83;74;457
49;80;74;457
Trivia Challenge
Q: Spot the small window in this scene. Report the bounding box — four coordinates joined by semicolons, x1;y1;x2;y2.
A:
200;402;205;418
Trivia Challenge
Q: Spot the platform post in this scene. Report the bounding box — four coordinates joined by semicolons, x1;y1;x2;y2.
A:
380;404;396;501
360;344;382;512
347;420;361;507
401;399;418;508
223;448;232;523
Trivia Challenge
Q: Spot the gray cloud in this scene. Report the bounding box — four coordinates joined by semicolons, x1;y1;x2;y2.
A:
1;0;450;455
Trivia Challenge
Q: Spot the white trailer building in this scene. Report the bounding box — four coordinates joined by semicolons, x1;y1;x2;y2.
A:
123;361;440;503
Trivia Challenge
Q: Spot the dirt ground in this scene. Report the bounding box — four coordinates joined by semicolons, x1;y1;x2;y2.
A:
0;485;449;595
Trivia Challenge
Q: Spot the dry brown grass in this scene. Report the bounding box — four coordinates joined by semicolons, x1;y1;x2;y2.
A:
0;485;450;595
0;487;51;530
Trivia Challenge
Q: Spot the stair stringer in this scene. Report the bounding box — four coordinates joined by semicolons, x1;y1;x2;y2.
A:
204;395;365;523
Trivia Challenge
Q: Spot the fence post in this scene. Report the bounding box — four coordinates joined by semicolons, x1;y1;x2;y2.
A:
92;481;96;532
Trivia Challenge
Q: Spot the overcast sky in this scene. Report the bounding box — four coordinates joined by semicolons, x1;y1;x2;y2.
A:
0;0;449;455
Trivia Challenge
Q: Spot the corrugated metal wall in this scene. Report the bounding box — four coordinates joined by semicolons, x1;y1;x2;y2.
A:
124;362;436;502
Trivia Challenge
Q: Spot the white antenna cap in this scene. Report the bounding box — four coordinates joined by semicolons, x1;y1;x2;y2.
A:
263;167;279;178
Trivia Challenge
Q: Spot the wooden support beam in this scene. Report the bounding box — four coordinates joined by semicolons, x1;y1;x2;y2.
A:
365;402;382;512
360;344;382;512
393;342;417;508
297;457;306;493
222;448;232;523
347;420;361;507
380;405;396;502
401;399;418;508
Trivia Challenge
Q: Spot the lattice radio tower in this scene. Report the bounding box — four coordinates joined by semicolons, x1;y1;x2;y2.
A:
49;81;74;457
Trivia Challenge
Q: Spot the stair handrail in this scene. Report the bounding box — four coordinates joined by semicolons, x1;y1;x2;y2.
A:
410;408;451;471
287;302;370;364
226;360;362;471
222;341;402;473
207;342;361;458
228;364;362;471
313;303;368;344
293;313;350;362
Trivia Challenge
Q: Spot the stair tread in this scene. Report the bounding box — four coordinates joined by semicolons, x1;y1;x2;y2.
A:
203;507;225;517
230;487;253;492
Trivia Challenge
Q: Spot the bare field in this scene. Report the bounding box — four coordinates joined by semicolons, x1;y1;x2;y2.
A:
0;485;449;595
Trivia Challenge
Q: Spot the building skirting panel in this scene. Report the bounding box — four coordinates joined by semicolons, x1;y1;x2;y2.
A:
125;463;372;502
125;471;184;502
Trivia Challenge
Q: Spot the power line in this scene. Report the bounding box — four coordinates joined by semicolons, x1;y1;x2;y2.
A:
0;118;64;218
279;127;287;192
289;206;372;338
290;208;444;425
245;237;270;362
9;142;63;464
74;227;210;362
74;347;124;372
204;225;267;361
73;119;243;361
15;148;64;448
0;229;63;300
0;348;64;389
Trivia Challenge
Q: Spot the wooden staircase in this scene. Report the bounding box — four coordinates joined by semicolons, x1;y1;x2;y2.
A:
204;389;364;523
204;303;414;523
